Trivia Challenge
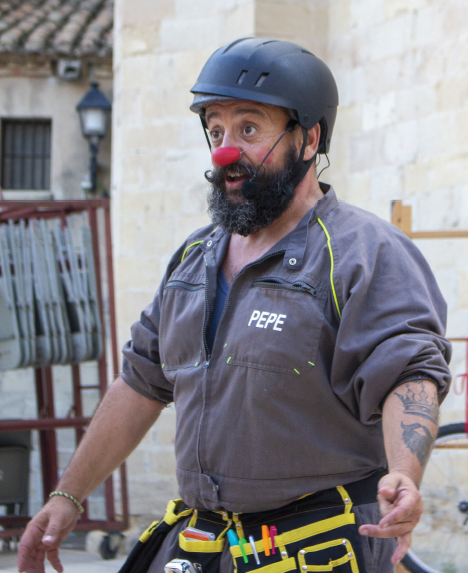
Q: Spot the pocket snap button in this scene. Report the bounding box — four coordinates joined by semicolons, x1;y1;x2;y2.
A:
348;552;353;558
299;550;306;555
302;567;307;571
207;240;213;247
289;257;297;265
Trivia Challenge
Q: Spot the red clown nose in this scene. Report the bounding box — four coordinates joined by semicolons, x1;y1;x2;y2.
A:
212;147;241;167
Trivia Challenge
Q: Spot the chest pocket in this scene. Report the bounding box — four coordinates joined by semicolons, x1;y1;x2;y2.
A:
159;275;205;370
223;276;327;376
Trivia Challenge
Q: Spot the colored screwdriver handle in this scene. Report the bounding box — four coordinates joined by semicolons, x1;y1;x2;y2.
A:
249;535;260;565
211;146;241;166
227;530;240;547
239;538;249;563
262;525;270;556
270;526;278;554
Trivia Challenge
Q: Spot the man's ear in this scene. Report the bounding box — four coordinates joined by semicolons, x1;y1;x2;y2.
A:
303;123;321;161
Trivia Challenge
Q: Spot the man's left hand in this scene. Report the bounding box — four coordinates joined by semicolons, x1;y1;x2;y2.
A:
358;471;423;565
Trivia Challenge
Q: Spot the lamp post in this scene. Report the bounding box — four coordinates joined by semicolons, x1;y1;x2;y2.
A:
76;82;112;194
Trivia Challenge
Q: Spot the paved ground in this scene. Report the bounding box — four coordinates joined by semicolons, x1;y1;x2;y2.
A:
0;549;127;573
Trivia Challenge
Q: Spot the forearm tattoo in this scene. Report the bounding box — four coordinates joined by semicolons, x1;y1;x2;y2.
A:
401;422;434;467
394;382;438;424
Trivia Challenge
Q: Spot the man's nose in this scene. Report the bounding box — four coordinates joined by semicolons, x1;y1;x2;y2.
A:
212;146;241;166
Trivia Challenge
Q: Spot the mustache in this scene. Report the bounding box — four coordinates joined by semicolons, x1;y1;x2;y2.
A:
204;161;257;184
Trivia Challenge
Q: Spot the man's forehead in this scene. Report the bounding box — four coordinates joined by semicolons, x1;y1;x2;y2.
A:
205;100;287;122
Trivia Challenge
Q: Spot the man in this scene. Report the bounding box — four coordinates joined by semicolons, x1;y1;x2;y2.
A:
18;38;451;573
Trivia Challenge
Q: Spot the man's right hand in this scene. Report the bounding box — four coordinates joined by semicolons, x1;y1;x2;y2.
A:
18;496;80;573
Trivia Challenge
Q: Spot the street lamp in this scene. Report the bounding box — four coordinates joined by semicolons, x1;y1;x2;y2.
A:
76;82;112;194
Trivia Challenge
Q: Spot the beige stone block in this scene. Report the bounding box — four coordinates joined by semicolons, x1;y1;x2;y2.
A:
349;0;385;30
116;257;162;291
172;50;212;89
426;154;468;191
328;0;351;37
120;154;143;187
120;191;164;221
256;1;314;38
122;0;175;26
122;123;178;151
395;84;437;122
443;0;468;36
127;449;148;477
149;450;177;477
458;270;468;310
412;5;444;47
117;291;157;331
160;18;218;54
404;161;429;195
141;214;177;256
333;104;361;136
350;131;384;173
384;0;427;20
152;408;176;446
362;92;396;131
219;2;255;41
370;166;404;204
128;477;178;517
436;76;468;112
122;24;160;58
175;0;213;19
121;56;159;89
419;111;457;161
369;14;412;62
116;218;142;257
455;108;468;152
176;213;211;244
382;121;418;164
344;172;371;206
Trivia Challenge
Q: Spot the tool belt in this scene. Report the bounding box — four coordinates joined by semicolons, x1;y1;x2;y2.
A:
119;469;386;573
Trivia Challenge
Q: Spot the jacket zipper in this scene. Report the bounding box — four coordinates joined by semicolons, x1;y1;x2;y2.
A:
205;251;287;361
252;276;318;296
202;260;211;367
165;280;204;291
198;250;285;477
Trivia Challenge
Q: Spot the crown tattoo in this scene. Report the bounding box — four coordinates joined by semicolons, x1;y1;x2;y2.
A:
396;383;437;420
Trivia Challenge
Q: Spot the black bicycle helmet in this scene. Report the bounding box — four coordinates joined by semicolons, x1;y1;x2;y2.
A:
190;37;339;154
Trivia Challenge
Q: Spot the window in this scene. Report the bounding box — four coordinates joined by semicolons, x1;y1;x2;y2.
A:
1;119;51;190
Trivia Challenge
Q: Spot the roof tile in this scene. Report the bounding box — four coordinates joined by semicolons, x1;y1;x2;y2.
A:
0;0;113;57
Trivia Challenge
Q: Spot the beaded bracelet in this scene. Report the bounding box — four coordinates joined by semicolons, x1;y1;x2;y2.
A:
49;491;84;513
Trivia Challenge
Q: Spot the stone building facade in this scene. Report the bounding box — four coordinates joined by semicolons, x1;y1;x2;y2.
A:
0;0;114;517
113;0;468;520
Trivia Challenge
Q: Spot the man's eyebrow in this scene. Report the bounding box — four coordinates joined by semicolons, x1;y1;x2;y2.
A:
205;107;267;124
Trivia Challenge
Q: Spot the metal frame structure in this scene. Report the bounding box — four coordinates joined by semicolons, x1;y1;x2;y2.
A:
392;200;468;432
0;198;128;538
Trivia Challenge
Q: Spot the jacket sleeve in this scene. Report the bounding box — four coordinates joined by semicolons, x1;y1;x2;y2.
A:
328;214;452;425
120;242;187;404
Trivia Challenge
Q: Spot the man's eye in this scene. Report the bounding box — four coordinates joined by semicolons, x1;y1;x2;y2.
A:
243;126;256;136
209;130;221;141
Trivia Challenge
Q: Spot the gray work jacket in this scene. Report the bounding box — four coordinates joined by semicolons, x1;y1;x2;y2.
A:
122;185;452;513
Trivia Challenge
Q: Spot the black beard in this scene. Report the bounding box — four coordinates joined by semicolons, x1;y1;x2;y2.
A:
206;147;298;237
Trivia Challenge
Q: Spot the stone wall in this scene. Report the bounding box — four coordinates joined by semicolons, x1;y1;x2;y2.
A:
112;0;467;520
325;0;468;423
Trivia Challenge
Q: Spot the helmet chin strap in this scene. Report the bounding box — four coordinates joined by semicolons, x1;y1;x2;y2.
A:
241;125;316;199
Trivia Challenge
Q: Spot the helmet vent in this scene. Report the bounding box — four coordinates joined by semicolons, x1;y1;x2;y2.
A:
236;70;248;85
255;73;269;87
